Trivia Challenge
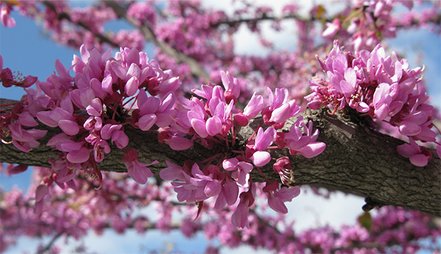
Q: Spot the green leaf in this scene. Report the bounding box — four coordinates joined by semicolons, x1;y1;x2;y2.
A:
357;212;372;231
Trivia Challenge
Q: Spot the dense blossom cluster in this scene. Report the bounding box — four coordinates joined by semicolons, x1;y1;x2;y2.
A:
320;0;441;51
1;46;325;227
0;0;440;253
307;42;441;167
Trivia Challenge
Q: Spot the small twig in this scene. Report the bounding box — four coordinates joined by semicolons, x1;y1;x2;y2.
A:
212;13;325;28
36;231;63;254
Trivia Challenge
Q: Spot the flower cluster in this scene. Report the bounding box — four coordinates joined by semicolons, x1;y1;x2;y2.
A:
0;56;42;152
307;42;440;166
321;0;413;51
1;46;182;191
1;47;326;227
158;71;326;227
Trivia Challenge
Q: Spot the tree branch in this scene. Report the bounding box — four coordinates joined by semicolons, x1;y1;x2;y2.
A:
0;98;440;216
36;232;63;254
40;1;120;48
213;13;319;28
104;0;210;80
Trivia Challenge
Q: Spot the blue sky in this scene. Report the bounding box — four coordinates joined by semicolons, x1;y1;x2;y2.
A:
0;3;440;254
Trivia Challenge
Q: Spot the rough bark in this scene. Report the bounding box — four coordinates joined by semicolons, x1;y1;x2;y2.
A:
0;99;440;216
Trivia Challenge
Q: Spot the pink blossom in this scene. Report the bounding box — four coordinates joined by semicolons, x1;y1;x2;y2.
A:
136;91;176;131
231;188;255;228
223;158;253;186
243;93;264;119
262;88;301;126
9;122;47;152
127;2;156;26
220;71;241;102
247;127;276;167
283;117;326;158
100;124;128;149
213;176;239;210
123;149;153;184
263;181;300;214
396;139;430;167
158;128;193;151
0;3;15;28
187;87;232;138
322;19;340;39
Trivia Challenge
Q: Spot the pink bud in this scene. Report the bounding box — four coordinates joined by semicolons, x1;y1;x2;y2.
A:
166;136;193;151
125;76;139;96
299;142;326;158
206;116;222;136
409;154;429;167
67;147;90;163
191;119;208;138
251;151;271;167
59;119;80;136
138;114;157;131
223;158;239;171
35;184;49;202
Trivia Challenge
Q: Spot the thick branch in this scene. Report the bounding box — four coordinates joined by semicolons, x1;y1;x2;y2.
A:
0;99;440;216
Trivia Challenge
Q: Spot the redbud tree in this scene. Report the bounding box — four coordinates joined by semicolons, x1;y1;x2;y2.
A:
0;0;440;253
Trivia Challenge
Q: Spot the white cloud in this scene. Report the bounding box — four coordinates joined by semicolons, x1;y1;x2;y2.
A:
287;189;364;231
201;0;346;56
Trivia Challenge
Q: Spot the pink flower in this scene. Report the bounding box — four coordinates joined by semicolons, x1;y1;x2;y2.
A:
396;139;430;167
47;133;90;163
223;158;253;186
273;156;294;185
36;98;80;136
247;127;276;167
213;177;239;209
173;163;220;202
231;188;255;228
232;197;250;228
100;124;129;149
86;98;103;117
220;71;241;103
0;4;15;28
159;160;185;181
9;122;47;152
34;184;49;215
123;148;153;184
136;91;176;131
283;117;326;158
84;132;111;163
67;147;90;164
127;2;156;26
161;162;238;208
322;19;340;39
35;184;49;202
159;128;193;151
373;82;394;121
262;88;301;126
263;181;300;214
187;89;232;138
243;93;264;119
